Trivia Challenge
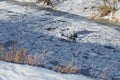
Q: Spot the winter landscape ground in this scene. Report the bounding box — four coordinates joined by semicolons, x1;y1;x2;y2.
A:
0;61;92;80
0;0;120;80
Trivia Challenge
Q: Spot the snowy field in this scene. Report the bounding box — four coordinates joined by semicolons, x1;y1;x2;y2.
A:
0;61;91;80
0;0;120;80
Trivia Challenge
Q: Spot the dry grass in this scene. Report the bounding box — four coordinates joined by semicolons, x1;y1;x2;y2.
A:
0;44;79;74
89;0;119;24
0;43;113;80
53;64;79;74
0;42;115;80
97;5;112;17
27;54;35;65
53;60;80;74
0;44;5;60
36;0;53;6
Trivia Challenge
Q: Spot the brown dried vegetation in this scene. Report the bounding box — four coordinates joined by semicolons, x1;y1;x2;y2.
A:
36;0;53;6
0;44;80;74
89;0;119;24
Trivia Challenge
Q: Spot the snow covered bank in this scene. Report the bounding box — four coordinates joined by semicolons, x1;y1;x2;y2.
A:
0;0;120;80
0;61;92;80
56;0;120;25
13;0;35;2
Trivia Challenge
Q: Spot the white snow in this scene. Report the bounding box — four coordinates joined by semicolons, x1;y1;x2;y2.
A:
0;61;92;80
0;0;120;80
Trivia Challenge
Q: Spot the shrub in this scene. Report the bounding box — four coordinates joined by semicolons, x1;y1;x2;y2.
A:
27;54;35;65
0;44;80;74
0;43;5;60
6;47;15;62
